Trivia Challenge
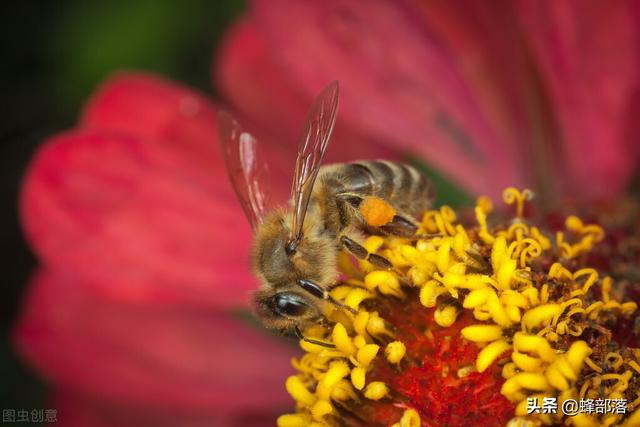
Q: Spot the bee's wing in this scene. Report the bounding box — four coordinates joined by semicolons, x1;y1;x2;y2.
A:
289;81;340;244
218;111;271;229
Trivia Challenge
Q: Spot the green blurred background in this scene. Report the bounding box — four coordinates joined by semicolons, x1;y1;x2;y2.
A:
0;0;244;409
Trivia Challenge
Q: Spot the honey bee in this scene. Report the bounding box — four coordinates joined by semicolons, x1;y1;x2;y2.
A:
219;82;434;346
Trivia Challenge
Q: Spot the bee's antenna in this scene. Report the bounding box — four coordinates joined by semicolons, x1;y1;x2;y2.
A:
294;326;335;348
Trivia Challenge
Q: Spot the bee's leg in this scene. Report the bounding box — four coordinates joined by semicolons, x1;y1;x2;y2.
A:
340;235;393;270
335;193;419;237
379;214;419;237
297;279;357;315
335;192;363;226
294;326;335;348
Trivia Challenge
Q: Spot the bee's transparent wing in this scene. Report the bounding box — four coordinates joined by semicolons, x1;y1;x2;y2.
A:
289;81;340;245
218;111;271;229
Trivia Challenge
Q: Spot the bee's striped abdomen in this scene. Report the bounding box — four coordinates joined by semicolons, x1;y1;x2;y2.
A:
318;160;435;221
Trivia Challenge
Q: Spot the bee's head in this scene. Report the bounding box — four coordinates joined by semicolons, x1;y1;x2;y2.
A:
249;211;339;331
251;211;338;286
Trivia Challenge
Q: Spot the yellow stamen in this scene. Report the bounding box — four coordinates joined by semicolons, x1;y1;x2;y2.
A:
477;339;511;373
461;324;503;342
502;187;533;218
332;323;356;356
350;367;366;390
363;381;389;400
286;376;316;406
434;305;458;327
521;304;562;331
311;400;333;421
277;414;311;427
385;341;406;364
356;344;380;367
391;408;421;427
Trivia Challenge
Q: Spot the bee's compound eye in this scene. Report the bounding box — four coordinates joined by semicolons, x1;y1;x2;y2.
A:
274;293;308;317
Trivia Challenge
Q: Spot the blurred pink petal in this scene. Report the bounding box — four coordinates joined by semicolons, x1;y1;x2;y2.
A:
215;17;399;165
215;18;308;143
220;0;640;202
81;72;296;195
20;129;255;307
15;271;295;416
80;72;224;173
516;0;640;198
248;0;526;198
412;0;562;198
414;0;530;143
51;392;277;427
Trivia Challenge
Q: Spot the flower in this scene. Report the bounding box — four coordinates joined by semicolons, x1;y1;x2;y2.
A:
278;189;640;426
217;0;640;202
15;1;640;426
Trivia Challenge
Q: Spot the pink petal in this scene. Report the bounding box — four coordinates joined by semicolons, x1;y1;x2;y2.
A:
15;271;296;417
20;129;256;307
215;18;308;143
79;72;293;203
80;72;220;171
51;392;278;427
411;0;563;199
215;17;400;165
248;0;526;198
83;71;295;213
516;0;640;199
